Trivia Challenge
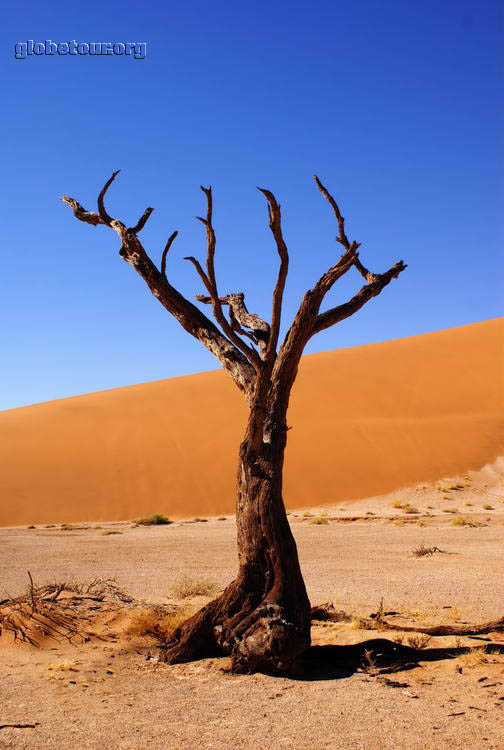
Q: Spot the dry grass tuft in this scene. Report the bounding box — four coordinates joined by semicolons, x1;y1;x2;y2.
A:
133;513;171;526
403;505;419;514
349;616;368;630
170;574;218;599
482;504;494;510
101;530;123;536
126;606;190;642
442;507;458;514
458;646;493;668
450;516;487;527
310;516;330;525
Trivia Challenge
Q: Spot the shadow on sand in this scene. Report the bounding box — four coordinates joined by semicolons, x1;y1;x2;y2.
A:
298;638;504;681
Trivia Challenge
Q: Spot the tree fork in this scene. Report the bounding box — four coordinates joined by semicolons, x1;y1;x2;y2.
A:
61;172;407;674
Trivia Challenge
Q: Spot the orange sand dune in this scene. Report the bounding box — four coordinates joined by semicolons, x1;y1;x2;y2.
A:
1;319;502;526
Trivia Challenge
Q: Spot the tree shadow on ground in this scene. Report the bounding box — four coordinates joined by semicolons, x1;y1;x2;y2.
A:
297;638;504;681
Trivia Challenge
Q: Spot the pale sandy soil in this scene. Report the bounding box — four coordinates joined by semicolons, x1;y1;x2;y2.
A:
1;463;503;749
1;318;502;526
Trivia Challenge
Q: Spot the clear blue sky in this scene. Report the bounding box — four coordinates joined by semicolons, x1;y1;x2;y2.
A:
1;0;502;410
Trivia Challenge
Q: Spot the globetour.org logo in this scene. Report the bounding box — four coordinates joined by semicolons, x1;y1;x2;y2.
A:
14;40;147;59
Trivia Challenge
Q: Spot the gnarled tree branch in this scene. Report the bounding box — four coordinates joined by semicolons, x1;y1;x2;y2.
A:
61;173;256;401
189;187;263;372
312;260;407;336
196;293;271;355
161;231;178;279
257;188;289;362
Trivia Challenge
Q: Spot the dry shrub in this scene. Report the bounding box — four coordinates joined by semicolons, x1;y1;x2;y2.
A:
412;543;446;557
133;513;171;526
126;606;189;642
101;530;122;536
302;512;314;518
442;507;458;514
310;516;329;525
406;634;432;649
391;501;402;509
483;504;494;510
403;506;419;514
170;574;218;599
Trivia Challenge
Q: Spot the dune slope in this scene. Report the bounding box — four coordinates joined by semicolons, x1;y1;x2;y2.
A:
0;318;502;526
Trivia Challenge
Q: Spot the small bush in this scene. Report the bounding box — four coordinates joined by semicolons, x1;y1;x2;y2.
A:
170;574;218;599
217;516;227;521
403;506;419;514
310;516;329;525
391;501;402;509
482;504;494;510
442;507;458;514
133;513;172;526
406;634;432;649
192;517;208;522
303;512;314;518
101;530;123;535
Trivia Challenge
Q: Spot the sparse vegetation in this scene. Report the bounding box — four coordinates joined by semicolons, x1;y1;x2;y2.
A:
412;543;446;558
406;634;432;649
101;530;123;535
482;504;494;510
170;575;219;599
391;501;402;509
442;507;458;513
133;513;172;526
450;516;486;527
302;512;314;518
47;660;78;672
458;646;492;668
310;516;329;525
403;505;419;514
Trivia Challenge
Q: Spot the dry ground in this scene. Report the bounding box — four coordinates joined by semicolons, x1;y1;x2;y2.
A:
1;464;503;749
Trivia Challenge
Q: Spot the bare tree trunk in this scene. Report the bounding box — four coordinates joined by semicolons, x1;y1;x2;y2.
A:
61;172;407;674
161;395;311;674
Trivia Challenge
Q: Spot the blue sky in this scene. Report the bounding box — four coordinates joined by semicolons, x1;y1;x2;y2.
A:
1;0;502;410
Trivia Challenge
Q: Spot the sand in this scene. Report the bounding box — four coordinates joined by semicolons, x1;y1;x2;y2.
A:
1;318;502;527
1;463;503;750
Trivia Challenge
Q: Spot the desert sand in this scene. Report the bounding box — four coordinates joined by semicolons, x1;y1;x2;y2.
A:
0;318;502;527
1;461;503;750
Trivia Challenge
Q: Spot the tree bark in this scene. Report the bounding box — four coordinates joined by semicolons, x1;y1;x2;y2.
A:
161;395;311;674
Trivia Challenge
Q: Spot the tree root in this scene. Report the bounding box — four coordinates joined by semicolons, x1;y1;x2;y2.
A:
160;580;310;674
311;603;504;636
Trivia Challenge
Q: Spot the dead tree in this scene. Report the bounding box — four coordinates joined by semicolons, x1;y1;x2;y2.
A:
61;173;406;673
